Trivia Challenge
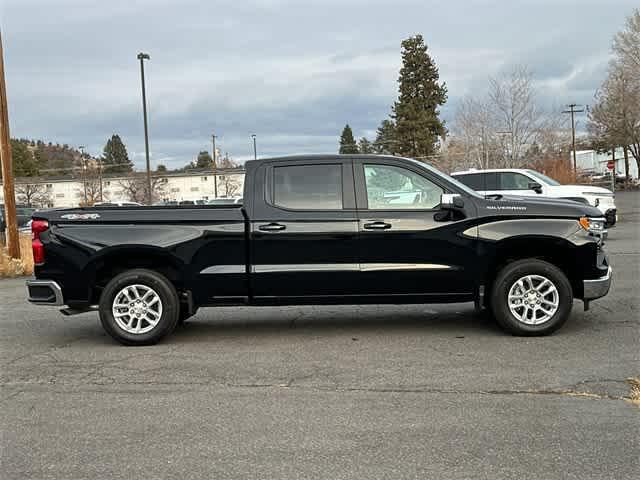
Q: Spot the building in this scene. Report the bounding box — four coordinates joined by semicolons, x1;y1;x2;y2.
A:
0;168;246;208
575;147;639;180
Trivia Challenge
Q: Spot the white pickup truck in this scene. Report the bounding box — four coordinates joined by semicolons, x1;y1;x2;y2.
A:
451;168;617;226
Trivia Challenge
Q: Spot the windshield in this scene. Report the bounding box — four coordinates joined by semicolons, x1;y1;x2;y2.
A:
526;170;561;186
403;157;483;198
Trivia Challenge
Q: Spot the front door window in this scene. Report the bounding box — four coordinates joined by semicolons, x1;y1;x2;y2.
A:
364;164;443;210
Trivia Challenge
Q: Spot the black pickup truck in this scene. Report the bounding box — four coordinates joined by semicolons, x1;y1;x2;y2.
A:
26;155;612;345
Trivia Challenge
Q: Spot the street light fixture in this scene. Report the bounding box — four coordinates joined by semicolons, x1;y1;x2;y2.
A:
251;134;257;160
137;52;152;204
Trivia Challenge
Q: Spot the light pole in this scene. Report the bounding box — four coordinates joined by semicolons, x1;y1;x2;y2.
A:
137;52;152;204
212;132;218;198
79;145;87;205
251;134;257;160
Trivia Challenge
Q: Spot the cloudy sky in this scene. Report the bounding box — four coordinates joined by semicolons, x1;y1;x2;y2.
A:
1;0;636;169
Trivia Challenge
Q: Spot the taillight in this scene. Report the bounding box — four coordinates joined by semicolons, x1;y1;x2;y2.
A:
32;219;49;266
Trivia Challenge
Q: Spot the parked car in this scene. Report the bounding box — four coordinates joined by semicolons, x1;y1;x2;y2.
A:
0;205;35;228
93;201;143;207
451;168;618;227
26;155;611;345
207;197;243;205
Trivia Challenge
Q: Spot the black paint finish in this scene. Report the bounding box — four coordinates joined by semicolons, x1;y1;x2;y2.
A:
32;155;608;309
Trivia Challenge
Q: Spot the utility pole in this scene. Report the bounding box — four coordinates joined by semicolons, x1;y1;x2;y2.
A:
98;157;103;202
0;29;20;259
212;132;218;198
137;52;152;204
563;104;584;172
79;146;88;205
251;134;257;160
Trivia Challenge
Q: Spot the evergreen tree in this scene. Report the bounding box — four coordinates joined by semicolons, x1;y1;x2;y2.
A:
392;35;447;158
156;164;168;172
102;134;133;173
196;151;213;168
374;120;397;154
358;137;374;154
11;140;39;177
339;124;359;154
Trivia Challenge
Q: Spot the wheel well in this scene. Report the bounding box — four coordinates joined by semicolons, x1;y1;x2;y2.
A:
482;237;583;305
87;250;186;304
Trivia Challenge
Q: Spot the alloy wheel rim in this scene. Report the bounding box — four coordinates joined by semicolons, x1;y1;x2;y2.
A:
507;274;559;325
112;284;163;334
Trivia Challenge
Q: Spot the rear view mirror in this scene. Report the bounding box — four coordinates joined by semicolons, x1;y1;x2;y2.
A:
528;182;543;194
440;193;464;209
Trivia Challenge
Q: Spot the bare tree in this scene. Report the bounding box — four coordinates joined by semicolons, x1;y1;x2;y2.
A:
221;175;241;197
452;66;568;170
488;65;548;166
16;183;52;208
453;97;503;169
589;10;640;178
118;174;167;204
613;9;640;70
75;166;105;206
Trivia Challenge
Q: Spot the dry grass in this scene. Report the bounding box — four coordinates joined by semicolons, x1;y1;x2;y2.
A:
0;234;33;278
627;377;640;407
527;154;579;184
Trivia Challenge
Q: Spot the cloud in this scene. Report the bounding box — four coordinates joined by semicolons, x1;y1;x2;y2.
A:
1;0;637;169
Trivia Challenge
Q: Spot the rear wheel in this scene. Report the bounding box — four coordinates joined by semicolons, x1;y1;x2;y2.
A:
490;259;573;336
99;269;179;346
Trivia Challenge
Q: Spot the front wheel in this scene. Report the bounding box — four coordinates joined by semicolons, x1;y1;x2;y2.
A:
99;269;180;346
490;259;573;336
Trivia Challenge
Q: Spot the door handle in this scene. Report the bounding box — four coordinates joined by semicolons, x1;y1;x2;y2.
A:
363;221;392;230
258;222;286;232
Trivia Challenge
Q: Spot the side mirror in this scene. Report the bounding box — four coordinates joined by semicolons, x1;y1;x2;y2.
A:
440;193;464;209
528;182;543;194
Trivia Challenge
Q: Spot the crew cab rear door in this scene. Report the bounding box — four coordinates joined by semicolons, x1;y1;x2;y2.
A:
354;158;476;298
249;158;359;299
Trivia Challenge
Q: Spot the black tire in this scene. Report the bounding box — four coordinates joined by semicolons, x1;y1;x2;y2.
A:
490;259;573;336
99;269;179;346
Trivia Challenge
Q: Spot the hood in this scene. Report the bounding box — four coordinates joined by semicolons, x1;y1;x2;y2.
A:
476;194;603;219
547;184;614;196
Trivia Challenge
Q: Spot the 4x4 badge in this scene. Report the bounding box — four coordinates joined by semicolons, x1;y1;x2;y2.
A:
60;213;101;220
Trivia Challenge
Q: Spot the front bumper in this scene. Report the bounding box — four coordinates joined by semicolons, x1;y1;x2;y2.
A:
583;266;612;301
26;280;65;306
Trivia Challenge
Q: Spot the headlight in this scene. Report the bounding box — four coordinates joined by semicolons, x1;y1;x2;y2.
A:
579;216;606;233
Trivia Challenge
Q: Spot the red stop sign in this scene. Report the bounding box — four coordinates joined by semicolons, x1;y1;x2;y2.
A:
607;160;615;170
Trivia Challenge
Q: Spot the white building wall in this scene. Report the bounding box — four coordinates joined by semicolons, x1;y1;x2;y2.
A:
1;171;245;208
575;148;639;179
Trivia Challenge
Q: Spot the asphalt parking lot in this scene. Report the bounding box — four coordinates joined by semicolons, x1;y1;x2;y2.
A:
1;192;638;479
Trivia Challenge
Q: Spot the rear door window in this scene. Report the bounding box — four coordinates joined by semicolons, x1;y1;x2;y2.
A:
273;164;343;210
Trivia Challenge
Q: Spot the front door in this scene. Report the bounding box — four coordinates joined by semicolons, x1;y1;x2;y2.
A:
354;160;477;298
250;159;360;299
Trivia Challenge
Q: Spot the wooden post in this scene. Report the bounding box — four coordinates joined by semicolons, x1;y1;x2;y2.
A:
0;29;20;259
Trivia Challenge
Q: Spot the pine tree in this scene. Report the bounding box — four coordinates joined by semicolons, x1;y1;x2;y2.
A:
374;120;397;154
102;134;133;173
339;124;359;154
358;137;374;154
196;151;213;168
392;35;447;159
11;140;39;177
